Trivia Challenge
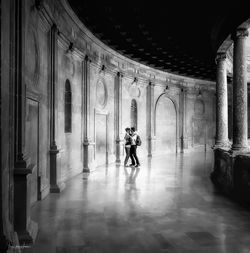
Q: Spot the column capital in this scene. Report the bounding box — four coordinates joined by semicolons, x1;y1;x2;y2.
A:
117;71;124;78
51;23;58;33
232;28;249;40
215;52;227;64
148;80;155;87
181;87;187;93
84;54;91;63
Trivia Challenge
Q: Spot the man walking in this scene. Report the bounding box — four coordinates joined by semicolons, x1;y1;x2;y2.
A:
130;127;141;167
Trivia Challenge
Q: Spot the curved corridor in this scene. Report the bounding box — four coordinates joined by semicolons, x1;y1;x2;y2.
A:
29;152;250;253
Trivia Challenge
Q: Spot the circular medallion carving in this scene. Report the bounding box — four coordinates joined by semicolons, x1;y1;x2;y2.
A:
96;80;107;108
63;55;75;77
129;84;141;98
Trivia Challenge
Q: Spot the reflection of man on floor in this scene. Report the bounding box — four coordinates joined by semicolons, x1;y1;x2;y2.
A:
124;166;140;189
130;127;141;167
124;166;140;213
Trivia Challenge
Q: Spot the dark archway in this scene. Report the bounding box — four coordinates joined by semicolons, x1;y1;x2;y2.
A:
65;79;72;133
130;99;138;130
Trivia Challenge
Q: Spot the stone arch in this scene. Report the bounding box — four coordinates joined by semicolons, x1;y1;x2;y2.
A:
154;93;178;154
64;79;72;133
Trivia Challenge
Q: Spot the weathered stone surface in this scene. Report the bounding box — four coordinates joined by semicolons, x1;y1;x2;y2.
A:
215;53;229;147
0;0;216;249
212;148;250;202
232;28;249;150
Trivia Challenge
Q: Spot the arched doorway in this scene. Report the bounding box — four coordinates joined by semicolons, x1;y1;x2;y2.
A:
131;99;137;130
155;95;177;154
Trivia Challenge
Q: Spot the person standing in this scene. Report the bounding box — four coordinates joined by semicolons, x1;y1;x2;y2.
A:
130;127;141;167
124;127;132;167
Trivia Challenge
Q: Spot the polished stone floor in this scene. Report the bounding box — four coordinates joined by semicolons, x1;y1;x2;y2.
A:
28;151;250;253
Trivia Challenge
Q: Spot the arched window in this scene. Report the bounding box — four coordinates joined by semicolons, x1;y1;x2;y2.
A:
131;99;138;130
65;79;72;133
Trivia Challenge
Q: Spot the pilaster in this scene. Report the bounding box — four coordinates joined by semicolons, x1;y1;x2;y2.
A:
180;87;188;152
146;81;155;157
13;0;37;244
49;24;64;193
114;72;123;163
82;55;91;172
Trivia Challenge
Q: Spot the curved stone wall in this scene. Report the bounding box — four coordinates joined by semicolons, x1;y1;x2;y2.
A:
0;0;217;247
26;0;217;186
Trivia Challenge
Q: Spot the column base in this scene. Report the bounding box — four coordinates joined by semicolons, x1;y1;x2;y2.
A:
83;140;90;173
50;182;65;193
231;145;249;153
0;235;10;252
17;231;33;246
115;138;122;165
49;146;62;193
17;219;38;245
213;141;231;150
180;137;188;152
83;168;90;173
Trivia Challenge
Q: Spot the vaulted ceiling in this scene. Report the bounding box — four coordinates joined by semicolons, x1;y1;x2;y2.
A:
68;1;249;81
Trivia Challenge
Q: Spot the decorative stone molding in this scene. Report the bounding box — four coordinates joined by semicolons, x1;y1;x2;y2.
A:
26;28;40;87
96;79;108;109
233;28;249;39
215;52;227;63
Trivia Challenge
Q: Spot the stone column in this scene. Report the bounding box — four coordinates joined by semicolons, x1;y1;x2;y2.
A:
83;55;91;172
215;52;229;148
146;81;154;157
49;24;63;193
114;72;123;163
232;28;249;151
